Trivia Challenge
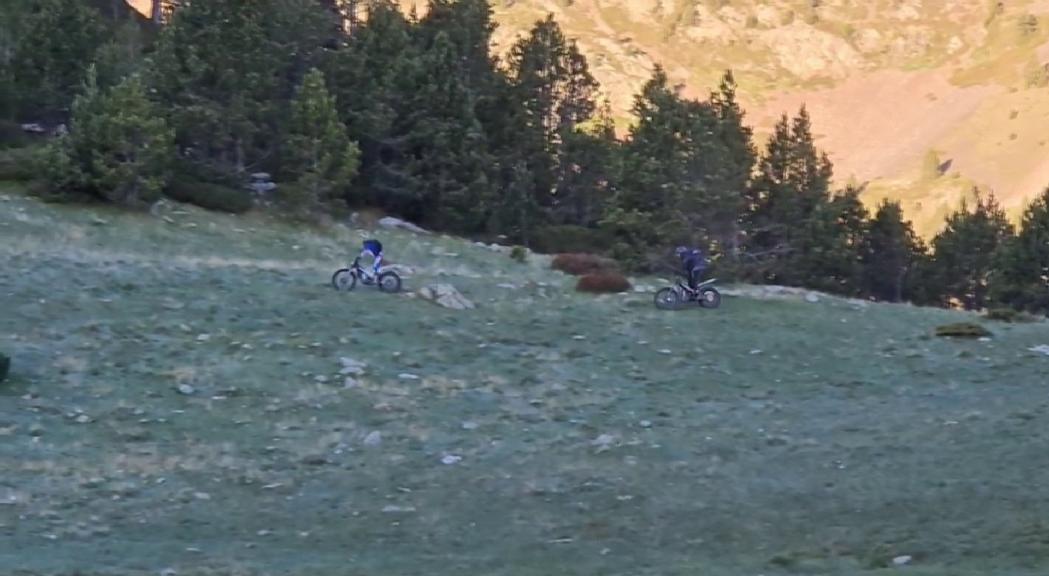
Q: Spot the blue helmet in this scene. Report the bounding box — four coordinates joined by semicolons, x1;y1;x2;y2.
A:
674;246;689;259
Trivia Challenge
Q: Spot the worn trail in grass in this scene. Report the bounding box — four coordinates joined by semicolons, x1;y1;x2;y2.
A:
2;188;1049;575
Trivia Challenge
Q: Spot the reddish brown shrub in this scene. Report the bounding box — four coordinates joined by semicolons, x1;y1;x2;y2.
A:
576;272;632;294
551;253;619;276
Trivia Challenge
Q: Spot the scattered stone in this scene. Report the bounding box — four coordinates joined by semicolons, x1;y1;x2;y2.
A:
193;492;211;501
343;377;359;389
363;431;382;447
378;216;430;235
160;569;178;576
592;434;615;448
805;293;820;303
196;334;211;343
639;420;652;428
301;455;328;466
75;414;91;424
382;505;417;513
20;123;46;134
657;349;672;355
176;384;196;396
893;555;913;566
416;284;475;310
461;421;479;430
398;373;420;380
1029;345;1049;357
314;375;329;384
440;454;463;465
749;349;763;355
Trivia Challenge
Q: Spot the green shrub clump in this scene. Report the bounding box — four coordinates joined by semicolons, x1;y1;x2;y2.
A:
935;322;992;338
165;176;253;214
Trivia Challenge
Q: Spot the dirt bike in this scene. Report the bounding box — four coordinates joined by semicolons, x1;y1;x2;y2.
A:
654;277;721;310
331;257;402;293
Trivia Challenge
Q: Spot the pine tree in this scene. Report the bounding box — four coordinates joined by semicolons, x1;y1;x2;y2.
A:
385;31;494;232
708;70;757;257
791;188;869;295
50;67;174;206
928;191;1015;309
507;15;601;212
149;0;335;176
608;66;750;268
989;187;1049;313
743;106;834;283
284;68;360;212
324;1;418;201
863;200;924;302
10;0;107;121
556;104;620;227
490;158;540;244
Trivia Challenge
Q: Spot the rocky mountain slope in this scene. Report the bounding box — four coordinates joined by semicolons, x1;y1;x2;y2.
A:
126;0;1049;234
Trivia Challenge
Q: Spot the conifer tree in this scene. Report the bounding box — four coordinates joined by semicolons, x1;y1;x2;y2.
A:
863;200;924;302
284;68;360;211
928;191;1015;309
989;187;1049;313
49;67;174;206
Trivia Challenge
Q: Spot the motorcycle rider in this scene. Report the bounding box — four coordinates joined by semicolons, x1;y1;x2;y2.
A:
360;238;384;280
675;246;707;291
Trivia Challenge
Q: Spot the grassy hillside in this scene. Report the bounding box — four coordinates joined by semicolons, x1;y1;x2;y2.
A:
3;184;1049;574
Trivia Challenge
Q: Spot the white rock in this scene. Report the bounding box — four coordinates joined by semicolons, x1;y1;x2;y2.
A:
196;334;210;342
398;373;420;380
193;492;211;500
461;421;479;430
363;431;382;447
441;454;463;465
592;434;615;447
314;375;329;383
1029;345;1049;357
176;384;196;396
805;293;820;303
378;217;430;235
416;284;475;310
75;414;91;424
639;420;653;428
382;505;417;513
343;377;359;389
892;555;912;566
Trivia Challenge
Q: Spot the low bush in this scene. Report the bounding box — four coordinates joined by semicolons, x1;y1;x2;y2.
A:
165;176;253;214
576;272;632;294
0;146;42;182
510;245;528;263
934;322;992;338
551;253;619;276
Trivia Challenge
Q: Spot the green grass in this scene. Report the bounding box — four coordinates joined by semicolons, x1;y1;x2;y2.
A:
3;183;1049;575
